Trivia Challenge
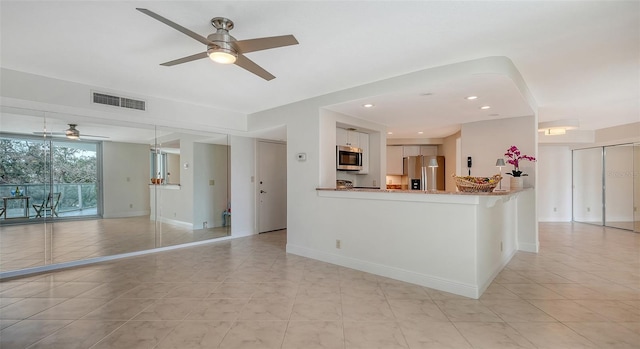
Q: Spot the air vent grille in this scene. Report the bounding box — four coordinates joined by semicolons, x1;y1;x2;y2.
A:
92;92;146;111
120;97;145;110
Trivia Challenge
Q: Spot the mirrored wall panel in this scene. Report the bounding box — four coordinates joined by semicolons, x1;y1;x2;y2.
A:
0;106;230;274
573;147;603;225
635;143;640;233
573;144;637;231
604;144;634;230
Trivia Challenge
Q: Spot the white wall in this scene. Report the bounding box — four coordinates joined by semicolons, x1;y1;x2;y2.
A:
229;135;256;237
573;147;604;223
461;116;537;190
537;145;572;222
443;131;460;191
193;143;229;228
102;142;150;218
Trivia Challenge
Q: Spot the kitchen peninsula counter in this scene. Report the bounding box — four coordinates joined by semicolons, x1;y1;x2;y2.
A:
317;187;518;195
287;187;536;299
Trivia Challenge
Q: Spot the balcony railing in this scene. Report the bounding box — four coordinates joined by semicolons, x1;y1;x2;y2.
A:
0;183;98;219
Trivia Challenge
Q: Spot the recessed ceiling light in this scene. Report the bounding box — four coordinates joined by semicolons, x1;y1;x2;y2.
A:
362;103;374;108
387;132;393;135
418;131;424;134
489;113;499;117
480;105;491;110
466;96;478;100
420;93;434;96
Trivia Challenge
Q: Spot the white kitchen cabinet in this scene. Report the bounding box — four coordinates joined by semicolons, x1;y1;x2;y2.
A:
402;145;421;157
420;146;438;156
336;128;361;148
387;146;404;175
358;132;369;174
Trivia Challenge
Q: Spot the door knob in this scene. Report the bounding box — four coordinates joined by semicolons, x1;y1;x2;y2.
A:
260;190;267;193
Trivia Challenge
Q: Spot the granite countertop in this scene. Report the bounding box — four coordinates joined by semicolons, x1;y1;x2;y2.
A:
316;187;519;196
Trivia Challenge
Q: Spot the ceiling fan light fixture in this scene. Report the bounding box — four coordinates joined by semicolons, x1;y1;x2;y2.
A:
65;124;80;139
544;128;567;136
207;47;237;64
538;119;580;136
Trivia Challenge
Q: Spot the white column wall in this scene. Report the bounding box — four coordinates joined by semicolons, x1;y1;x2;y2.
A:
102;142;150;218
229;135;256;237
537;145;572;222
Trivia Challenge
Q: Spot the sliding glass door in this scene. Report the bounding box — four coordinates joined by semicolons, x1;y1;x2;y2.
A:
50;140;100;218
0;135;99;222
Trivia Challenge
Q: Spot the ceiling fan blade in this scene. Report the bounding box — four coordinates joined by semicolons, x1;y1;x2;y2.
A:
33;131;64;136
160;52;208;66
233;35;298;54
235;54;275;81
136;8;214;46
81;134;110;139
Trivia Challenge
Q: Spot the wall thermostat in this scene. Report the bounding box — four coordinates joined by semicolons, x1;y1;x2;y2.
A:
296;153;307;161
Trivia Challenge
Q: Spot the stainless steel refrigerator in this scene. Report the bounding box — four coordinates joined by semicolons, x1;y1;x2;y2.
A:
402;156;445;191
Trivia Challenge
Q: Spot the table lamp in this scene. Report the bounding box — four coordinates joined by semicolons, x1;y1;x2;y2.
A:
428;158;439;191
495;158;506;191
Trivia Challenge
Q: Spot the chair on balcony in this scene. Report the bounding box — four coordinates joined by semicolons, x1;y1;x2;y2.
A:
0;206;5;219
33;192;61;218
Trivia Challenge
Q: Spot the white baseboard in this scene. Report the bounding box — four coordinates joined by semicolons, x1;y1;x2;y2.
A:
286;244;479;299
478;248;517;295
150;216;193;229
518;241;539;253
0;234;238;280
103;210;149;218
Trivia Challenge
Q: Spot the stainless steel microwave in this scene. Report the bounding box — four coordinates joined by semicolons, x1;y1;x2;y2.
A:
336;145;363;171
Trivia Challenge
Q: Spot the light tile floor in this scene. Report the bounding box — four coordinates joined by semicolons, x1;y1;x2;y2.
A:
0;216;230;271
0;222;638;348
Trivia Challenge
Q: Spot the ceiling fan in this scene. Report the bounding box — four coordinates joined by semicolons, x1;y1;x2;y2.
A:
136;8;299;81
33;124;109;140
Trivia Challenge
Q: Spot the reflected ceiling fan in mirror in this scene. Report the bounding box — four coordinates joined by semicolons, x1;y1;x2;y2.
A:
136;8;299;81
33;124;109;140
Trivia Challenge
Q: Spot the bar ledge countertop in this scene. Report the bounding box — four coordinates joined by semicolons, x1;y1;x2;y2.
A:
316;187;520;195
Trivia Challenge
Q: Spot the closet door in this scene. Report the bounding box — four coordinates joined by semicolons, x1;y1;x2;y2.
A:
604;144;634;230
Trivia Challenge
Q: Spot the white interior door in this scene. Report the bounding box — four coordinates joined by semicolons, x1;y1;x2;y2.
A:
257;141;287;233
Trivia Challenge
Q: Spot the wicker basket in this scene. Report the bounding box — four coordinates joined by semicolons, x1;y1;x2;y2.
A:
452;174;502;193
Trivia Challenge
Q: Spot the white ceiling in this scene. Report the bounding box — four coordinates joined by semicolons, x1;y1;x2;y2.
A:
1;1;638;139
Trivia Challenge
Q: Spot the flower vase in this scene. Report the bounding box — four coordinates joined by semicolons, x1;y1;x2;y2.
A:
510;177;523;190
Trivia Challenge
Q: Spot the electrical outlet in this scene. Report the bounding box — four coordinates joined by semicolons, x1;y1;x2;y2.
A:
203;221;208;229
209;179;215;186
587;207;591;212
336;239;341;249
129;204;133;208
553;207;557;212
373;180;377;186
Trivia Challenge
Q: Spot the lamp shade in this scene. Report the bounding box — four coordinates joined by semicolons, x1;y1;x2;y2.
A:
428;158;438;167
495;158;505;167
